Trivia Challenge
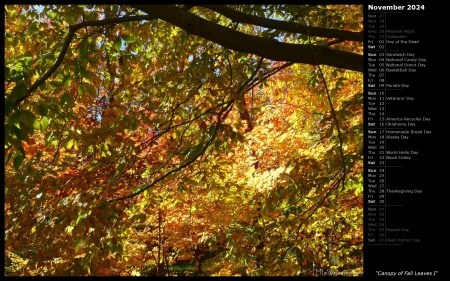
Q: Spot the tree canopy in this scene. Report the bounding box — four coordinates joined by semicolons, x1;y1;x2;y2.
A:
5;4;363;276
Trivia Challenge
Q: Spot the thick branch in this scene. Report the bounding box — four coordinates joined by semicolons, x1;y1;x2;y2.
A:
202;5;363;42
15;15;155;106
130;5;363;72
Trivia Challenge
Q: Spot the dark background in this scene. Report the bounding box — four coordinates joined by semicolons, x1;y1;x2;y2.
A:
363;2;443;279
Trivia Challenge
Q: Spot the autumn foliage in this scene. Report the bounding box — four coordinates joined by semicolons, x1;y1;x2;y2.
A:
5;5;363;276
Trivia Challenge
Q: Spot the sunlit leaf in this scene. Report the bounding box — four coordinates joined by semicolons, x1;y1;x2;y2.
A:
114;37;122;51
121;35;135;43
13;151;23;170
4;4;363;276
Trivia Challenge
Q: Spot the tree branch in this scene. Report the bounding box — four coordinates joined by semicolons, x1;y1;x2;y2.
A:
130;5;363;72
108;103;231;202
15;15;155;106
201;5;363;42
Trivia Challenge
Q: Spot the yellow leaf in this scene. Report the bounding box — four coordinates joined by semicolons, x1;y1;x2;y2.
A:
285;165;294;174
65;225;74;234
278;132;288;143
244;166;255;178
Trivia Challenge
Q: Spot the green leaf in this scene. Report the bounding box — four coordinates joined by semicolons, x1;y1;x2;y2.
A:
131;119;139;131
78;84;86;96
63;75;72;88
33;119;40;130
40;116;49;131
13;151;24;170
85;84;96;96
80;44;89;60
39;81;47;90
121;35;135;43
43;53;56;64
12;125;29;142
187;144;203;161
177;184;188;192
75;238;80;253
61;93;75;107
20;110;36;127
114;37;122;51
78;83;96;97
4;100;16;118
7;82;27;102
5;151;14;165
51;80;63;88
5;66;11;80
20;120;35;135
78;66;90;79
4;124;13;138
8;111;21;125
37;103;48;116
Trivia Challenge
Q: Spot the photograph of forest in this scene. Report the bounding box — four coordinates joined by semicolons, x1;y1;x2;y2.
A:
5;5;363;276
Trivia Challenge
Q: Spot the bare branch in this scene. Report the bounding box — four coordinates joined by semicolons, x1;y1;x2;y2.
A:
130;5;363;72
202;5;363;42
